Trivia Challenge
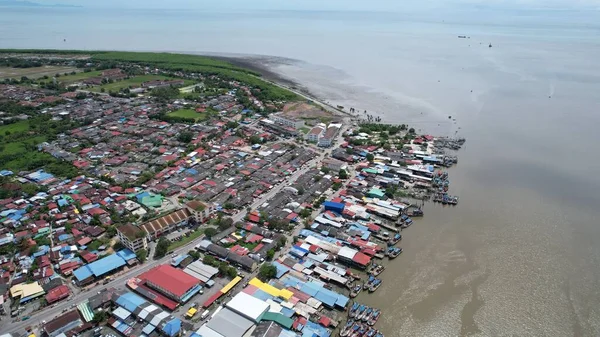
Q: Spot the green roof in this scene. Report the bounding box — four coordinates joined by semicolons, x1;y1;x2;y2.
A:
367;188;385;198
362;168;379;174
141;195;163;208
261;312;294;328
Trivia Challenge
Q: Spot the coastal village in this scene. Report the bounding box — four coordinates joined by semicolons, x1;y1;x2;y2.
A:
0;52;464;337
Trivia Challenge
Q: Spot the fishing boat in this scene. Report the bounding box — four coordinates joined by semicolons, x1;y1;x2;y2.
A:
406;208;423;217
368;279;382;293
388;247;403;259
363;275;375;290
340;320;355;337
388;233;402;246
348;323;362;337
370;264;385;277
401;217;413;229
349;303;361;318
356;324;368;337
374;331;384;337
368;310;380;326
359;307;372;321
365;328;377;337
350;284;362;298
355;305;366;319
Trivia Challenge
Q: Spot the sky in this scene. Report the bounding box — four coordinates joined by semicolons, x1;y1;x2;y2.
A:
31;0;600;10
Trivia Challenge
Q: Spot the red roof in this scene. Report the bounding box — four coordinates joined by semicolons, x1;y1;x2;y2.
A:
46;285;70;304
138;265;200;297
202;291;223;308
352;252;371;266
252;243;264;253
248;214;260;223
318;316;332;327
245;234;263;243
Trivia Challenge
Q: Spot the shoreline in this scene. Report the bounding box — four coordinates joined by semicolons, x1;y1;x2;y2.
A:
212;55;360;120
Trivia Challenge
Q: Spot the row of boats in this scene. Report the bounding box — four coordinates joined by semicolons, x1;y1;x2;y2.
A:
385;246;402;258
397;214;413;229
348;303;381;325
339;319;384;337
432;193;459;205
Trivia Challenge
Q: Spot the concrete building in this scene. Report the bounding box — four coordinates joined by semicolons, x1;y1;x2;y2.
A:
140;208;192;240
322;158;347;172
271;113;305;130
117;224;148;252
184;200;214;224
306;124;325;143
318;124;342;148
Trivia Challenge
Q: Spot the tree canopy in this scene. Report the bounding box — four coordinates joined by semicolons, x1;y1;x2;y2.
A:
258;263;277;281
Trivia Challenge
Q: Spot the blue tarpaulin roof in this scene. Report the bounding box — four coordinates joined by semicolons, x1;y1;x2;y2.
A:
162;318;182;337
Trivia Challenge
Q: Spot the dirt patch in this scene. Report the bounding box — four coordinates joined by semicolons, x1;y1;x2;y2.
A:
282;101;339;124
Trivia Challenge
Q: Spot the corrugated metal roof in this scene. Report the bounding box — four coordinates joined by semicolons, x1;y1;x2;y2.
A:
226;292;269;322
113;307;131;320
207;307;254;337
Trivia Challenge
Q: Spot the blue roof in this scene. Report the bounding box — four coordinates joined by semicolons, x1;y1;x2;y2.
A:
73;265;93;281
57;199;69;207
115;292;147;312
186;168;198;175
252;289;274;301
0;170;13;176
271;262;291;279
136;192;150;202
313;291;336;307
73;249;133;281
115;249;136;261
161;318;181;337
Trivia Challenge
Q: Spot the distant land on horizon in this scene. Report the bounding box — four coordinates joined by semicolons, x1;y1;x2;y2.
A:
0;0;81;7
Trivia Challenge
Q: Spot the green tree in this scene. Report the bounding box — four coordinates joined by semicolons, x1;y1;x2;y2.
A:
204;227;218;238
106;225;117;237
188;250;200;260
249;135;261;144
266;249;275;261
93;311;109;323
113;241;125;251
226;267;238;279
177;131;193;143
258;263;277;281
366;153;374;162
203;255;216;266
338;169;348;179
136;249;148;263
299;208;311;218
154;237;170;259
218;262;229;275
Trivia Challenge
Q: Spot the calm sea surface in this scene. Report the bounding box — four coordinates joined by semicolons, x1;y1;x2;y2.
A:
2;6;600;336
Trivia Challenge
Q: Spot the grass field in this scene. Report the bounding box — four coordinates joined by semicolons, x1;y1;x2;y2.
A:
56;70;102;84
0;66;79;80
168;228;206;250
89;76;194;93
167;109;208;121
0;120;30;136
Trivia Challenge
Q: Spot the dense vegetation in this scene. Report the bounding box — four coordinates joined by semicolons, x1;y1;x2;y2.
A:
0;49;299;102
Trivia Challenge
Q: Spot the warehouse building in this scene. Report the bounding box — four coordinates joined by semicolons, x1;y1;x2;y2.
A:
136;265;202;303
72;249;137;285
183;261;219;284
110;291;182;337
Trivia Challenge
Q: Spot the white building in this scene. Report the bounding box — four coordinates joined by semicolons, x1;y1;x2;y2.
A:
306;124;325;143
116;224;148;252
271;113;305;130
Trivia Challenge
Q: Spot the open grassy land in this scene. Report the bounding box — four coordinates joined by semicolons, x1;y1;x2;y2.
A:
1;49;299;100
0;120;30;136
168;228;206;250
167;109;208;122
0;66;79;80
55;70;102;84
90;75;194;93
